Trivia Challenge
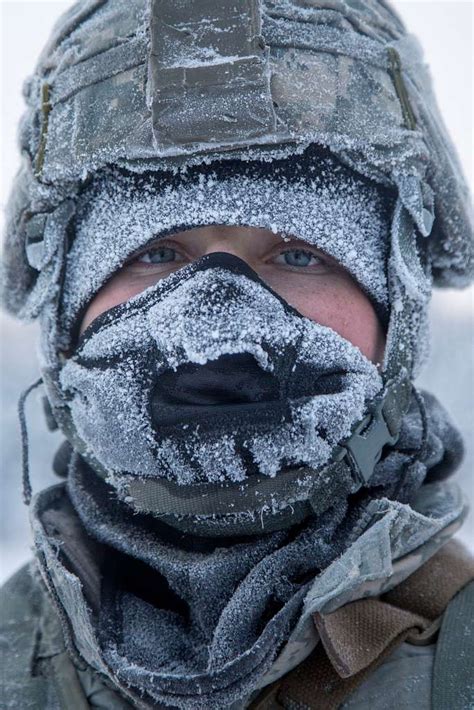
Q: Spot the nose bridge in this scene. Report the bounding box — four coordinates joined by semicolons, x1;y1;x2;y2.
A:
143;249;306;370
192;251;261;281
190;251;302;319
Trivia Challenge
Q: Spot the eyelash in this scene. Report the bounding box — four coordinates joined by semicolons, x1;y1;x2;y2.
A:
275;249;323;267
130;243;325;268
136;246;184;264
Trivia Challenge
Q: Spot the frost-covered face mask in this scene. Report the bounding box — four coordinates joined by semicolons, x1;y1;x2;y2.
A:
60;251;383;536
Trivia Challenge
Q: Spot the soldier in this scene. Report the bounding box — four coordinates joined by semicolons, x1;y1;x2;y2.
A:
1;1;473;708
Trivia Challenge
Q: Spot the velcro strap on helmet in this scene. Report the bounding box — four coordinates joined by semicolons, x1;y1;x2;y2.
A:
148;0;276;148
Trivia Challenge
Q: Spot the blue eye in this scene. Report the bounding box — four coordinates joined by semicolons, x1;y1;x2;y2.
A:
137;247;179;264
277;249;321;268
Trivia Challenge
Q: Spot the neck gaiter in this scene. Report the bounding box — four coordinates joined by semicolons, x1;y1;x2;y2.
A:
61;386;463;709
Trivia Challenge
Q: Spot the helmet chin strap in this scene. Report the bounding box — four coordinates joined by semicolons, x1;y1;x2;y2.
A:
124;374;411;524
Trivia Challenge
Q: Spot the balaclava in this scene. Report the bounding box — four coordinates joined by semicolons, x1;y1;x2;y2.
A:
2;1;472;708
53;146;398;536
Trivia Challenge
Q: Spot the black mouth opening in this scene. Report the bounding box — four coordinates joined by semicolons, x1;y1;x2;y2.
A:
150;353;348;435
150;353;286;432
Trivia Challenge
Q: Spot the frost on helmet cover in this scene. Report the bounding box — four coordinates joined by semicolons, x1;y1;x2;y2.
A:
1;0;472;331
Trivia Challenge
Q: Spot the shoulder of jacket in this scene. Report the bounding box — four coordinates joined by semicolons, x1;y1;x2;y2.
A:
342;578;474;710
432;578;474;710
340;641;435;709
0;562;64;709
0;561;45;625
0;562;136;710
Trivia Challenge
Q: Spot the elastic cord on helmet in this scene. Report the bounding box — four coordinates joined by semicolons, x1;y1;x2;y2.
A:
18;377;43;505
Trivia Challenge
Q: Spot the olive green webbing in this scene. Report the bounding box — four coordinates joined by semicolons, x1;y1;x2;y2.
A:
432;580;474;710
53;375;410;536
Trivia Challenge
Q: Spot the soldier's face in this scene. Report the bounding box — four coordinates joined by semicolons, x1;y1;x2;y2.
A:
80;225;386;364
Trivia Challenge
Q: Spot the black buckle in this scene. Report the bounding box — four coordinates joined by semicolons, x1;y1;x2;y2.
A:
342;396;400;486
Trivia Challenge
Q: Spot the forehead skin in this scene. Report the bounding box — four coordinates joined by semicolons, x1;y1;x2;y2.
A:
79;225;386;364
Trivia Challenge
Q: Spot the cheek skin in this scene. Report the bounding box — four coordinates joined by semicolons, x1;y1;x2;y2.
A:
80;270;160;335
302;288;386;364
261;269;386;364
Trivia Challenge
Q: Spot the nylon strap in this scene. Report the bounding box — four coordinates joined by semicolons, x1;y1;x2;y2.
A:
384;196;431;383
126;376;411;518
432;580;474;710
126;461;345;518
148;0;276;148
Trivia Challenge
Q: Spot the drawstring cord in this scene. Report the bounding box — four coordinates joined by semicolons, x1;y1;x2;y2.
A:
18;377;43;505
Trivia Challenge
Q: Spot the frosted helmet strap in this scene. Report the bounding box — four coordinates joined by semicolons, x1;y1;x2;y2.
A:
383;193;433;383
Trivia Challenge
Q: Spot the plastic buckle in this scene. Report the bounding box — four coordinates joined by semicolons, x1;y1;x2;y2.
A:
342;397;400;486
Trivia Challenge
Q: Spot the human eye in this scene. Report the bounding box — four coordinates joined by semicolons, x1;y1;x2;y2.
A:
135;245;184;265
273;248;324;269
124;242;187;273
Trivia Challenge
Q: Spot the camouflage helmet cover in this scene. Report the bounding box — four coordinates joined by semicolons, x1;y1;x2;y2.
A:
1;0;473;373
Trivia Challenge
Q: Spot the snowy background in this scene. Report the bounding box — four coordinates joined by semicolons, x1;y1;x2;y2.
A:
1;1;473;584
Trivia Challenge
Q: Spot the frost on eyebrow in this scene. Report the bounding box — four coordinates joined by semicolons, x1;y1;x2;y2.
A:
60;152;392;345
